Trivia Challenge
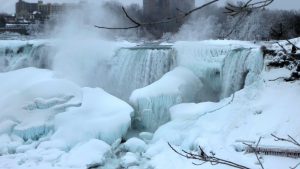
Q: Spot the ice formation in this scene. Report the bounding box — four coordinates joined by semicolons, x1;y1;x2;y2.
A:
0;67;133;154
129;41;263;132
130;67;202;131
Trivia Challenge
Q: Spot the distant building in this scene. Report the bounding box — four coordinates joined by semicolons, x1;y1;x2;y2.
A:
15;0;83;21
143;0;195;37
143;0;195;21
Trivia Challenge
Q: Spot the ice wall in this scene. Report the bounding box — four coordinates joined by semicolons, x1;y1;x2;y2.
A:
100;46;176;100
0;40;54;72
130;67;202;132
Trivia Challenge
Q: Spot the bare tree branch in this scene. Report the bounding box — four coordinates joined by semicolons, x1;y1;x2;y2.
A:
243;137;264;169
225;0;274;16
271;134;300;147
290;162;300;169
94;0;219;30
168;142;250;169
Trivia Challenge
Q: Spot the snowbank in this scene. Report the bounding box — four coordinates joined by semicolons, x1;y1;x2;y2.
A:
150;69;300;168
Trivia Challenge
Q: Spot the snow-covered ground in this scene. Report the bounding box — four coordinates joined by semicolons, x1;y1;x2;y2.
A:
0;39;299;169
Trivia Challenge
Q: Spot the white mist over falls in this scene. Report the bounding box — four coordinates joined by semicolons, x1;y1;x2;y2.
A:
2;1;300;169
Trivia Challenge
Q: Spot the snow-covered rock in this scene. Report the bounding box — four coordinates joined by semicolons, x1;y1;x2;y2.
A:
59;139;111;168
0;67;134;168
120;152;139;168
123;137;147;153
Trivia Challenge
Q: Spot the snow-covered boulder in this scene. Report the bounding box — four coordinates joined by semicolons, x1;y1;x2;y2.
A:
123;137;147;153
120;152;139;168
130;67;202;132
0;68;133;168
59;139;111;168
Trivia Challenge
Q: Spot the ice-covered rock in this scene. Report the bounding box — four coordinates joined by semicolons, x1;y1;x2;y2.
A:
52;87;133;147
123;137;147;153
0;67;133;150
139;132;153;143
130;67;202;132
59;139;111;168
120;152;139;168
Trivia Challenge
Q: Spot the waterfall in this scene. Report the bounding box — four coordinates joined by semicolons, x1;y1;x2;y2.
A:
0;41;55;72
129;42;264;131
100;46;177;101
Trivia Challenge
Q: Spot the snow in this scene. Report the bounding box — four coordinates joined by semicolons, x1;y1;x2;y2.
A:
59;139;111;168
148;68;300;168
0;67;133;168
123;137;147;153
0;39;299;169
130;67;203;131
120;152;139;168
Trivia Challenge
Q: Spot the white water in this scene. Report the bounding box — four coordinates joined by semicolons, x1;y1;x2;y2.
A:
0;41;55;72
99;47;177;101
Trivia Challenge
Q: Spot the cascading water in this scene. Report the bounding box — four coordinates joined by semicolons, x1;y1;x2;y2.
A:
130;42;264;131
99;46;177;101
0;42;55;72
0;40;263;133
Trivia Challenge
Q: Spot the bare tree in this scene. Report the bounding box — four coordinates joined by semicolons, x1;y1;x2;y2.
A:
94;0;274;31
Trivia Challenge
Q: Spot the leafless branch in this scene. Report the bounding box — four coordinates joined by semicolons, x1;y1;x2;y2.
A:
271;134;300;147
243;137;264;169
168;143;250;169
225;0;274;16
268;77;286;81
94;0;219;30
290;162;300;169
286;39;300;50
276;42;288;54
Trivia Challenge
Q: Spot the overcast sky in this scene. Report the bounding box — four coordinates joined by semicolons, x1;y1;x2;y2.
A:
0;0;299;14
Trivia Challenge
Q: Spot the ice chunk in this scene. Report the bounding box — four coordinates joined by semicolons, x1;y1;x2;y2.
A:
130;67;202;131
59;139;111;168
139;132;153;143
52;87;133;147
123;137;147;153
120;152;139;168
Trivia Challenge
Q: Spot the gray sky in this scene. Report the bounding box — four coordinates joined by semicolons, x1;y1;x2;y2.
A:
0;0;299;14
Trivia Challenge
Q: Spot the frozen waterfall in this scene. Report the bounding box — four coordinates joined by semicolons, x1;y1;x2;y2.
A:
0;41;55;72
99;46;176;101
130;41;264;131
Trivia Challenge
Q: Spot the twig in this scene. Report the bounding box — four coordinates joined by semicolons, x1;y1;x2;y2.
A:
276;42;288;54
271;134;300;147
168;143;250;169
225;0;274;16
243;137;264;169
268;77;286;81
286;39;300;50
291;162;300;169
197;93;235;118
